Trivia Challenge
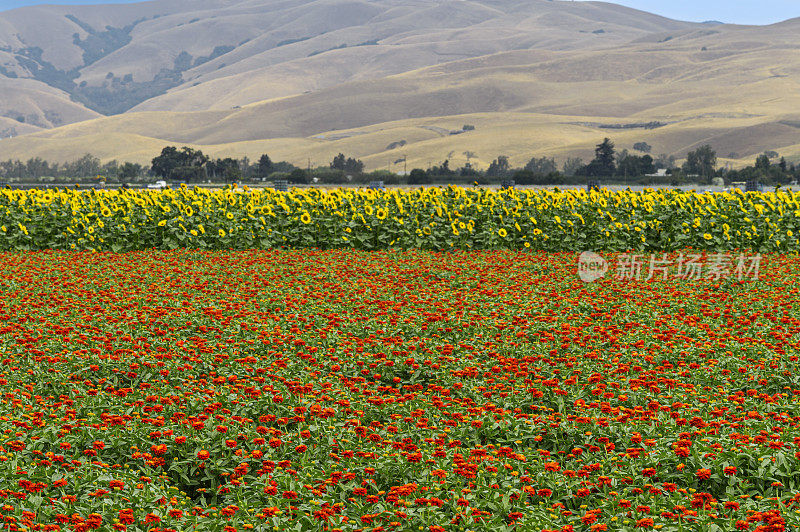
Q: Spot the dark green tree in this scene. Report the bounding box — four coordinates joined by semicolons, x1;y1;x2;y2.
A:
330;153;363;174
755;153;771;171
151;146;180;179
524;156;557;175
683;145;716;179
593;138;616;176
616;154;655;177
254;154;273;178
427;160;454;179
562;157;584;177
118;162;143;180
330;153;346;171
151;146;208;181
407;168;431;185
344;157;364;174
485;155;510;178
64;154;102;178
513;169;563;185
25;157;52;178
214;157;241;183
289;168;309;184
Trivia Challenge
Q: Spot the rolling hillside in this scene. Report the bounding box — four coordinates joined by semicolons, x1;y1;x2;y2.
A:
1;0;799;171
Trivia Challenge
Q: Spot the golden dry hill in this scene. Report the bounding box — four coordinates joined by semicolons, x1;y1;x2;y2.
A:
1;0;799;170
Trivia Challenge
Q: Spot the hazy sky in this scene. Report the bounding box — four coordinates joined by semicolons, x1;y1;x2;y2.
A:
0;0;137;9
0;0;799;25
586;1;800;25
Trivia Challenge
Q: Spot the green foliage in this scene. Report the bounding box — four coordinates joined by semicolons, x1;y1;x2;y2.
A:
683;145;717;179
486;156;510;178
67;15;139;66
1;251;800;530
288;168;309;184
616;151;655;177
407;168;430;185
582;138;616;177
151;146;209;181
330;153;364;174
1;187;799;252
118;162;144;180
523;157;557;175
253;154;273;179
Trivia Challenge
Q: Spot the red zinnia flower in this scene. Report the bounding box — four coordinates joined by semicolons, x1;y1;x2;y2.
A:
696;468;712;480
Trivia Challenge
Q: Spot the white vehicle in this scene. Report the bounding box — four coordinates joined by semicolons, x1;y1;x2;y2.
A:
147;180;168;189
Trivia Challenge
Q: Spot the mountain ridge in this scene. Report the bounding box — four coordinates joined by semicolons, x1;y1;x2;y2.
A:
2;0;800;171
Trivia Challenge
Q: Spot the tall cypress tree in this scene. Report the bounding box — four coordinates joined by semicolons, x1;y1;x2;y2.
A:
594;138;616;176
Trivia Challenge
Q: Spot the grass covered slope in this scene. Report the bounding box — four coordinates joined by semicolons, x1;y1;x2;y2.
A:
0;250;798;530
4;2;800;168
7;34;800;169
0;0;696;118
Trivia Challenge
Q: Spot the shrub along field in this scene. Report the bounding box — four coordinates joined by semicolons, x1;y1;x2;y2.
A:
0;250;798;531
0;186;799;252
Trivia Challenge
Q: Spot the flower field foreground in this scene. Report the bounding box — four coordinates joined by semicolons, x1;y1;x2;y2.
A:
1;187;799;252
1;251;799;532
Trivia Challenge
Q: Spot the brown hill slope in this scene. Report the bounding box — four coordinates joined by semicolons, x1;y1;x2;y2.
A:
2;2;800;170
0;0;698;118
4;28;800;171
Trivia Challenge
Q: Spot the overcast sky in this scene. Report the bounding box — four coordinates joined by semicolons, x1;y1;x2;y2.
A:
0;0;799;25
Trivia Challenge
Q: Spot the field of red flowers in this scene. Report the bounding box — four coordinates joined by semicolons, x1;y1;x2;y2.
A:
1;250;799;532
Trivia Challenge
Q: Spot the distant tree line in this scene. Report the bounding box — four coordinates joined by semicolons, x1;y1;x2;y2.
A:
560;138;800;186
0;154;141;183
2;141;799;187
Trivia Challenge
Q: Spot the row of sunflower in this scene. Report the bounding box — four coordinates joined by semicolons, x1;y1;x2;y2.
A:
1;185;799;251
